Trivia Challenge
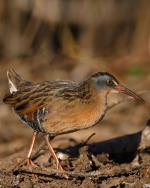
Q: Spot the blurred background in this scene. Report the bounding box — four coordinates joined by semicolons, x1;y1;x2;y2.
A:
0;0;149;159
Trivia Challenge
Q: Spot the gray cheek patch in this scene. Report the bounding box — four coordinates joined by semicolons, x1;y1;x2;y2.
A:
95;79;107;90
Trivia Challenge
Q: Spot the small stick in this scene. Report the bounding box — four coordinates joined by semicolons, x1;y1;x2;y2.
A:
16;165;139;179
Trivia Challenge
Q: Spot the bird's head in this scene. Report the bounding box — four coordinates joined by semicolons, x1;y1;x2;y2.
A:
90;72;144;103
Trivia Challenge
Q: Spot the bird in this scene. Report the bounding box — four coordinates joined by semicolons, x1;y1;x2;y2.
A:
3;69;144;170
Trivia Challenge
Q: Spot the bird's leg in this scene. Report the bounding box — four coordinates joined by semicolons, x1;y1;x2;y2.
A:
45;134;63;171
27;131;37;168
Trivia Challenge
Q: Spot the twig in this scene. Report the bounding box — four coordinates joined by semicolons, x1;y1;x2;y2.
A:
82;133;96;145
15;166;139;180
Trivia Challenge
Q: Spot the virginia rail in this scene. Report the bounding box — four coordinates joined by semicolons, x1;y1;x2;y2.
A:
3;69;144;170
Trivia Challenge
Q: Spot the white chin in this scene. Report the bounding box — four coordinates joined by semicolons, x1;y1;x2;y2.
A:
110;89;119;94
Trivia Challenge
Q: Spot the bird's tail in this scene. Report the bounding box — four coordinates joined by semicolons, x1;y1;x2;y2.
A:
7;68;31;93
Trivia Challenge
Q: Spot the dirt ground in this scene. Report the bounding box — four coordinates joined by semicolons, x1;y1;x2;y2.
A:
0;58;149;188
1;124;150;188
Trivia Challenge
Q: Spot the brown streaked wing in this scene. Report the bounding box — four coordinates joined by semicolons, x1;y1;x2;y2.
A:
3;85;48;116
3;80;78;116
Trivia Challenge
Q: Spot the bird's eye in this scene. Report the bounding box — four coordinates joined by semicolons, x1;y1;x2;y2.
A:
106;79;114;86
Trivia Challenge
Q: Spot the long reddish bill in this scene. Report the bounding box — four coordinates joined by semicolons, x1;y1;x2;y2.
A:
115;85;145;103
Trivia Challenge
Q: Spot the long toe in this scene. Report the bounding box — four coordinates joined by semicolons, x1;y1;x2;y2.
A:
27;158;38;169
56;161;63;171
54;155;63;171
58;163;64;171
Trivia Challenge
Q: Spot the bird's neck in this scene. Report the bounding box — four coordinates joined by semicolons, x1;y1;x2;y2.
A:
78;79;108;108
76;79;109;127
77;80;92;101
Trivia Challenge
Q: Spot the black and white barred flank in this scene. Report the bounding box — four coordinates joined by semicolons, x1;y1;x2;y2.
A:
19;107;48;132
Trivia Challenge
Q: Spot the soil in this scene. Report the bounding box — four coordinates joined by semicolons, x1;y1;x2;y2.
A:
1;129;150;188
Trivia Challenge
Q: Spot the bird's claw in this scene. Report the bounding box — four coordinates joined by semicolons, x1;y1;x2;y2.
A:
27;158;38;170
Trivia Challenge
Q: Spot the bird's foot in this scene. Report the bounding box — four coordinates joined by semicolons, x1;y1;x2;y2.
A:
56;160;64;171
27;158;38;170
